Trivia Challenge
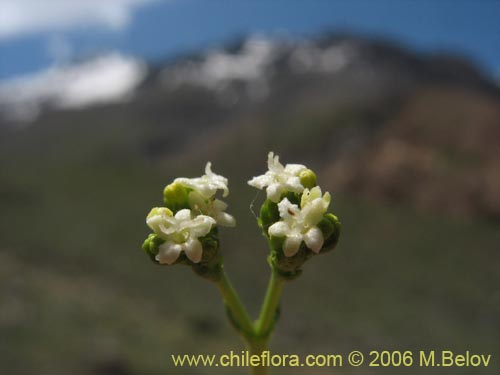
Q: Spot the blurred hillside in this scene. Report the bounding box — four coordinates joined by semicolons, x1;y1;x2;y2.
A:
1;35;499;375
3;34;499;219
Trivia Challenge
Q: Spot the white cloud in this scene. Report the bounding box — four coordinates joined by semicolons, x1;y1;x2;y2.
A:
0;0;160;40
0;53;147;121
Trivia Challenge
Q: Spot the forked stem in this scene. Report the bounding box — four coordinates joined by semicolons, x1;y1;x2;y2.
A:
216;266;286;375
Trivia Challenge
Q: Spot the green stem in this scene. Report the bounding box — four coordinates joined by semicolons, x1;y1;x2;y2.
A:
256;269;286;339
216;266;286;375
247;338;269;375
216;266;254;337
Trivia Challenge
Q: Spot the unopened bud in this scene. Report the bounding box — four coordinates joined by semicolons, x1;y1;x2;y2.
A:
163;182;190;212
142;234;164;264
299;169;317;189
317;213;341;253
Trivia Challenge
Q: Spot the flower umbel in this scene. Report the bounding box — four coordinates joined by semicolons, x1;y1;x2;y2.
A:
146;207;215;264
141;153;341;375
268;187;331;256
248;152;310;203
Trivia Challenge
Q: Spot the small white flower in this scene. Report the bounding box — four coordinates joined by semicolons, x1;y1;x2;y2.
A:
248;152;307;203
146;207;216;264
188;190;236;227
268;187;330;257
173;162;235;226
175;162;229;198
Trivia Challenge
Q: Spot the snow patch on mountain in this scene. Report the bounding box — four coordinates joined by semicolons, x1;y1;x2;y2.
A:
0;53;146;122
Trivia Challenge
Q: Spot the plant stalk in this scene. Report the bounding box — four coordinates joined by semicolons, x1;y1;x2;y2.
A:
255;269;286;337
216;266;286;375
216;266;255;337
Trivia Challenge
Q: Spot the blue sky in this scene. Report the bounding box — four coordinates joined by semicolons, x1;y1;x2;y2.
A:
1;0;500;81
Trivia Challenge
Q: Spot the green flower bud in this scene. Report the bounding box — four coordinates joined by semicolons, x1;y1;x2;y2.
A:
163;182;190;212
318;213;341;253
299;169;317;189
142;234;165;264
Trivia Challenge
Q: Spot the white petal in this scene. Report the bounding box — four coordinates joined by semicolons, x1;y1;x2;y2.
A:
212;199;228;211
187;215;216;237
267;152;284;172
301;200;322;226
146;209;177;239
284;163;306;175
183;238;203;263
204;162;213;175
266;184;282;203
146;207;172;232
248;174;272;189
175;209;192;221
158;223;177;236
156;242;182;265
304;195;331;226
204;162;229;197
216;211;236;227
285;176;304;193
323;191;331;207
277;198;300;222
174;162;229;199
146;214;163;232
268;221;290;237
304;227;324;253
283;234;302;257
249;153;309;200
301;186;321;207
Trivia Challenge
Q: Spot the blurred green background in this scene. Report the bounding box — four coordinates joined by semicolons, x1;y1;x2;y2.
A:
1;2;500;374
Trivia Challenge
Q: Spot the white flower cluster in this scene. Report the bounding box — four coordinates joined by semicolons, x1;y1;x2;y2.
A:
174;162;236;227
248;152;331;257
147;163;235;265
147;207;215;265
248;152;307;203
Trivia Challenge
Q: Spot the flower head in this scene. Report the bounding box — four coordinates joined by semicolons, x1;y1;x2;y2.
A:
248;152;313;203
268;187;330;257
175;162;228;198
170;162;235;226
146;207;216;265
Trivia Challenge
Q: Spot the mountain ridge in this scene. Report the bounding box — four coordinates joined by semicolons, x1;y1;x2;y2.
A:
1;33;499;219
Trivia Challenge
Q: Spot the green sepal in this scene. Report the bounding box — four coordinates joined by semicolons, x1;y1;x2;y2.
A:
141;234;165;264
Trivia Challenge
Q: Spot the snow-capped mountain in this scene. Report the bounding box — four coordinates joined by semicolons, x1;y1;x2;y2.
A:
1;34;496;123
